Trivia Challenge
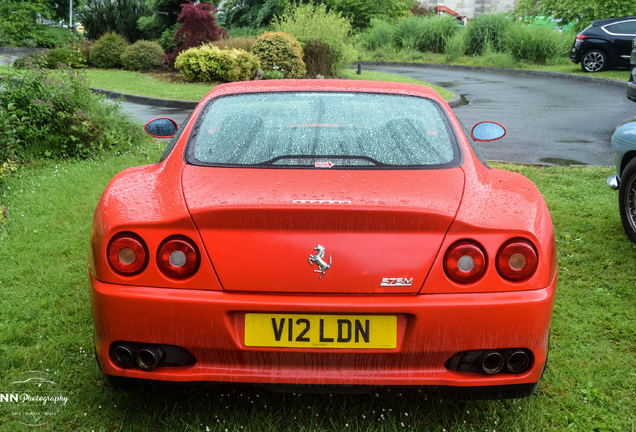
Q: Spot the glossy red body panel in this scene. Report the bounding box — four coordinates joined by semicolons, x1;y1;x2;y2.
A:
89;80;557;393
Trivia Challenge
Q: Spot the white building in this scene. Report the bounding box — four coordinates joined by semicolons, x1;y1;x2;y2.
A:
421;0;518;18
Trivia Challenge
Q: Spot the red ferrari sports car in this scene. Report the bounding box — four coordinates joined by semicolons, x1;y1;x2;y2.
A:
89;79;556;399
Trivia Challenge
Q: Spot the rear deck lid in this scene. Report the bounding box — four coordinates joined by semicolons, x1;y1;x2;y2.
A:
182;166;464;294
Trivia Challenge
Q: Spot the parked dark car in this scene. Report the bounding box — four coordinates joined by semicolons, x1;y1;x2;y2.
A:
627;36;636;101
570;16;636;72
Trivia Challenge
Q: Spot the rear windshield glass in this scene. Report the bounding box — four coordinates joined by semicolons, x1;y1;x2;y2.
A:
186;91;460;169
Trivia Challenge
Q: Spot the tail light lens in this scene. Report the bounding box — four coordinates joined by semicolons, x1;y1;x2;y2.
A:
496;238;538;282
444;240;487;284
107;233;148;275
157;236;200;279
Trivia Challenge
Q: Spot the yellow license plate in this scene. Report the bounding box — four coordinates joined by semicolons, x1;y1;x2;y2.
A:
244;313;397;349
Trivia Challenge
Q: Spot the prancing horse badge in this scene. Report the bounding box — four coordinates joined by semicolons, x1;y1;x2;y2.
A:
308;245;332;279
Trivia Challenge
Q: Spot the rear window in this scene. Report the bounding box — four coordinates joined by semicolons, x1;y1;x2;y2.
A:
185;92;460;169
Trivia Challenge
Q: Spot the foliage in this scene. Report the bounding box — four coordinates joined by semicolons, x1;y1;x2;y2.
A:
121;40;164;70
81;0;153;42
212;37;257;52
324;0;417;30
157;23;180;53
0;66;147;161
0;158;18;184
303;39;335;77
464;13;512;55
251;31;306;78
262;69;284;79
174;44;260;82
0;1;38;46
30;25;75;49
273;3;355;76
89;32;130;68
358;18;397;51
222;0;293;29
443;30;467;62
45;42;88;69
165;0;227;67
515;0;636;31
505;22;571;64
12;52;49;70
360;16;458;54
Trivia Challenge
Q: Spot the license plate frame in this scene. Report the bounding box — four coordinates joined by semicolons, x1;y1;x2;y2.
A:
244;313;397;349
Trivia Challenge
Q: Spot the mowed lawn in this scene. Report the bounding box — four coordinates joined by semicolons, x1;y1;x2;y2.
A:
0;139;634;431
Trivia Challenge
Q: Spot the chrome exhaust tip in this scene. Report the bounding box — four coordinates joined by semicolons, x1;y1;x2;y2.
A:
506;350;531;374
111;344;135;368
480;351;505;374
135;346;165;371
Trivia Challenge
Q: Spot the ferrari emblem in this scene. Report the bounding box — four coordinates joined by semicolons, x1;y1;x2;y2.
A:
308;245;332;279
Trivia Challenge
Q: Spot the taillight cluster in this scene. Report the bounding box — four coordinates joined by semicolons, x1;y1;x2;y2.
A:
107;233;200;279
444;238;538;284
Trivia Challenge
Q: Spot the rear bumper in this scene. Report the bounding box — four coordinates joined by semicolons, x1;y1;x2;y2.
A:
91;270;556;391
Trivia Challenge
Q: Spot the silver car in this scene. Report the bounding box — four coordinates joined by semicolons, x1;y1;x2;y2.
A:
608;122;636;242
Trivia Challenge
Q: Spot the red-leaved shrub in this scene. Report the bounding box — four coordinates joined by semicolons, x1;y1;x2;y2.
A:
164;0;227;66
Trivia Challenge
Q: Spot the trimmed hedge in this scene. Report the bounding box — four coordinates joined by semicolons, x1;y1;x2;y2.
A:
121;40;164;70
251;32;306;79
175;44;260;82
89;32;129;68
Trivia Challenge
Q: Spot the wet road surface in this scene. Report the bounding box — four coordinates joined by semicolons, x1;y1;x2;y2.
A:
121;65;636;166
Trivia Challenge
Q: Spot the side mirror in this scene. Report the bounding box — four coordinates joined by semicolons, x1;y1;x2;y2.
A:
471;121;506;142
145;118;178;138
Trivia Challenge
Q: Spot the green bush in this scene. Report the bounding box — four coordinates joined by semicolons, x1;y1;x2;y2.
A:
174;44;260;82
31;25;74;48
0;66;147;161
465;13;511;55
303;39;335;77
121;40;164;70
273;4;355;77
89;32;129;68
444;30;467;62
358;19;396;51
45;43;87;69
262;69;284;79
251;32;306;79
12;51;48;69
504;22;571;64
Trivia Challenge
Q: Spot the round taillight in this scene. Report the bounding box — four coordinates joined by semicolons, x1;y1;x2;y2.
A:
496;238;538;282
157;236;200;279
107;233;148;275
444;240;487;284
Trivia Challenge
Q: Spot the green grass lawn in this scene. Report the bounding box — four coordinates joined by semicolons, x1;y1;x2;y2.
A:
0;142;634;431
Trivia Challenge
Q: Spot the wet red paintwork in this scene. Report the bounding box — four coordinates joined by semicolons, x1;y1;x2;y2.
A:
89;80;556;396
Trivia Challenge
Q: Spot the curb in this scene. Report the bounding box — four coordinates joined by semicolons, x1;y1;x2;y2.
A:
361;61;628;89
91;87;199;109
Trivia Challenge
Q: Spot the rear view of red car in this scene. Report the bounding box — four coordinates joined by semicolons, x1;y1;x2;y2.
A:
89;80;556;399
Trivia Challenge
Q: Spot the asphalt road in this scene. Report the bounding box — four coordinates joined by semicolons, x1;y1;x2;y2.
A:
122;64;636;166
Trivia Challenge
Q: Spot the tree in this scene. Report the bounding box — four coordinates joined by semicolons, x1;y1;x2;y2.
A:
516;0;636;30
222;0;294;28
165;1;227;66
81;0;153;42
324;0;416;29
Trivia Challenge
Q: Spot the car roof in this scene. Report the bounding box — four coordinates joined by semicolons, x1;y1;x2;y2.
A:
591;16;636;26
200;79;446;105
